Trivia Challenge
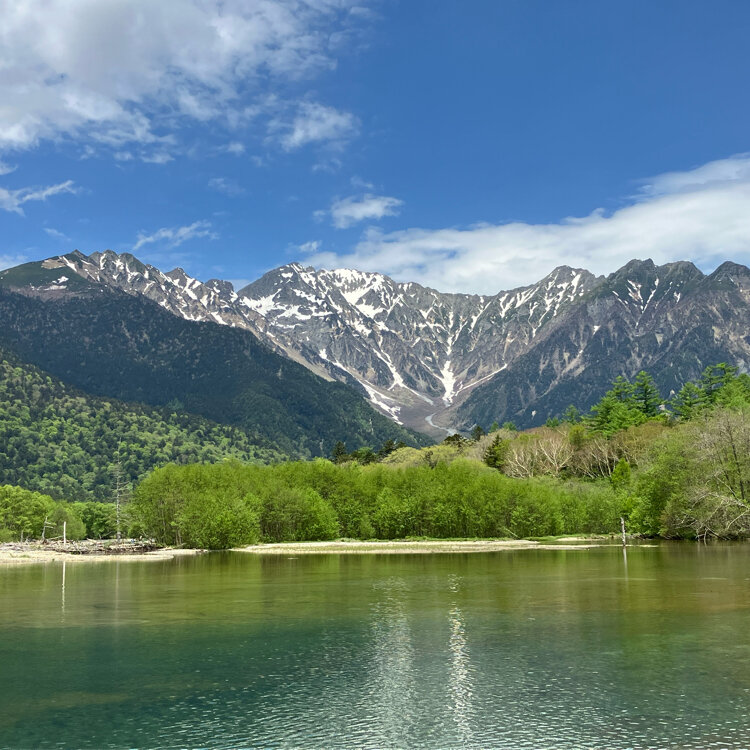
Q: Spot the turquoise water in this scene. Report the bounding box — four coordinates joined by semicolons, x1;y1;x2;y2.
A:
1;545;750;748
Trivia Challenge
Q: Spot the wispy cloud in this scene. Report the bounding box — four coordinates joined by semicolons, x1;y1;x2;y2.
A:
208;177;245;196
350;176;375;190
636;153;750;197
44;227;70;241
0;160;16;176
273;102;359;151
224;142;246;156
134;220;217;251
0;179;77;215
324;193;404;229
298;240;321;254
306;154;750;294
140;151;173;165
0;1;373;158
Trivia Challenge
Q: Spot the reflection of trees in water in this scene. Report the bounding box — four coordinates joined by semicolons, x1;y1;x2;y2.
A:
61;559;66;617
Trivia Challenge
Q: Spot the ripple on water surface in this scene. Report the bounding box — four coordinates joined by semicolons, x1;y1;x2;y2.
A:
1;545;750;748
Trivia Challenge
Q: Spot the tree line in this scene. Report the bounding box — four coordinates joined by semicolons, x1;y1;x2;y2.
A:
2;363;750;546
128;459;622;549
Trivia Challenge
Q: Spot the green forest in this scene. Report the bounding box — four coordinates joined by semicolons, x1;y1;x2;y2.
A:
2;361;749;548
0;352;285;501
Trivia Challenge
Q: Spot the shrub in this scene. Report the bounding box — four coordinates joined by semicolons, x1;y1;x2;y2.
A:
261;487;339;542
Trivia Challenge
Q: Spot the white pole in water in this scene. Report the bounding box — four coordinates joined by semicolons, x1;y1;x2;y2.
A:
63;520;67;545
620;516;627;547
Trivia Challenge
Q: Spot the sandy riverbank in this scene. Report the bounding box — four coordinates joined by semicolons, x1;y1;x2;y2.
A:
0;544;205;566
0;538;621;565
234;538;615;555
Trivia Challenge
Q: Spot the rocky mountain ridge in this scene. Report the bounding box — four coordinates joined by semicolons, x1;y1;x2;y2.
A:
4;250;749;435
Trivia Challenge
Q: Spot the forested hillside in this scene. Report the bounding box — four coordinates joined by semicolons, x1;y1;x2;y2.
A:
0;352;285;501
0;285;429;457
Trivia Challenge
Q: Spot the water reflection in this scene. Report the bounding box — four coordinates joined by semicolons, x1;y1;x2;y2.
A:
366;576;416;744
61;559;66;617
447;573;474;745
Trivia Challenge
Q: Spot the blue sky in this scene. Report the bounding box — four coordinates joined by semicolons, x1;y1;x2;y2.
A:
1;0;749;293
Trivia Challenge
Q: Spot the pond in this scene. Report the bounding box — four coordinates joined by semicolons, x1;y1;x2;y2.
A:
1;544;749;748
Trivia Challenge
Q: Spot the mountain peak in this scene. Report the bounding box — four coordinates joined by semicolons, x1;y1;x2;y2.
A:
608;258;657;282
709;260;750;279
546;264;584;276
206;279;235;295
165;267;190;282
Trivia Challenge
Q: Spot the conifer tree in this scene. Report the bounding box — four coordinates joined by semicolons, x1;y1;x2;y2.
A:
483;434;509;471
633;371;662;416
700;363;738;403
670;381;706;420
331;441;349;464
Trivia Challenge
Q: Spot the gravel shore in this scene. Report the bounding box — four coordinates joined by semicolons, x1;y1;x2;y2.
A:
234;538;611;555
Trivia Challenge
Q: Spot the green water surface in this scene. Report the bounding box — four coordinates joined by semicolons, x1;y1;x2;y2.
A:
1;544;749;749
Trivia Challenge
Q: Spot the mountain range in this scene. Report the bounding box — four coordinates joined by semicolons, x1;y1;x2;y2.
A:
2;250;749;438
0;260;427;462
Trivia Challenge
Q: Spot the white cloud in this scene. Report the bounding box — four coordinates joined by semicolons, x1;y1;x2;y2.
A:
350;175;375;190
140;151;173;165
0;161;16;176
298;240;321;253
327;193;403;228
639;153;750;197
274;102;359;151
225;142;246;156
0;0;370;155
44;227;70;241
0;179;77;215
306;154;750;294
134;220;217;251
208;177;245;196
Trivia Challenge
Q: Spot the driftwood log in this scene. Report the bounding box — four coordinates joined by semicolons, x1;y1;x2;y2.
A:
1;539;162;555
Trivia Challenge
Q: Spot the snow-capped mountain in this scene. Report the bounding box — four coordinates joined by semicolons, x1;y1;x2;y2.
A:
238;263;600;432
17;250;750;436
